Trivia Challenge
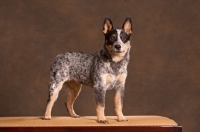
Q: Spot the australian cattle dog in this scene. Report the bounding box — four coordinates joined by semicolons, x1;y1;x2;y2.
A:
44;17;132;124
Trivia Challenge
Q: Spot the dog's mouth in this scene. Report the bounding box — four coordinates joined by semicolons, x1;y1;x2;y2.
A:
111;50;124;54
115;50;123;54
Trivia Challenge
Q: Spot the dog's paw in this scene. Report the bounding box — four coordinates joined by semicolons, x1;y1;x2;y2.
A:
43;117;51;120
98;119;109;124
72;115;81;118
118;118;128;122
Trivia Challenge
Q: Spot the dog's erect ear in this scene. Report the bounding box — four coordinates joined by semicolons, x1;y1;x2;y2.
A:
122;17;132;35
103;17;113;34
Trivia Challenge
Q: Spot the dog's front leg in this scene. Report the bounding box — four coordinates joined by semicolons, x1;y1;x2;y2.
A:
114;89;128;122
94;88;108;124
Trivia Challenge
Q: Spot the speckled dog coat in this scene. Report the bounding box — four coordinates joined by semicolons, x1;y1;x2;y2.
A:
44;17;132;124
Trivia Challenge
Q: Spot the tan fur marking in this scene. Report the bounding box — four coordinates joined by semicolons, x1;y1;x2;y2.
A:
44;91;58;119
106;41;131;62
112;41;130;62
114;91;127;121
105;45;112;53
114;91;122;115
103;21;113;34
96;104;106;120
124;21;132;34
106;74;115;85
117;73;127;85
112;34;116;37
66;80;82;117
101;74;117;86
112;55;124;62
44;79;67;119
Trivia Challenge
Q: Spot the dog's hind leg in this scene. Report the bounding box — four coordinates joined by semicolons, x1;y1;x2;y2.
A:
44;79;67;120
65;80;82;118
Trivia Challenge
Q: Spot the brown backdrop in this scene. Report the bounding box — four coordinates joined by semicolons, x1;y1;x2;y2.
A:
0;0;200;132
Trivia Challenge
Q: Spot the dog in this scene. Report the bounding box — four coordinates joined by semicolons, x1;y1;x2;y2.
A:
44;17;132;124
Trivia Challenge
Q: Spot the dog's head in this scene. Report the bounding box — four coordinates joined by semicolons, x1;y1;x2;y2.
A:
103;17;132;62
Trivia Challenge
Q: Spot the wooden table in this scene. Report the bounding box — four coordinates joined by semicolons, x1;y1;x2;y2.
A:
0;116;182;132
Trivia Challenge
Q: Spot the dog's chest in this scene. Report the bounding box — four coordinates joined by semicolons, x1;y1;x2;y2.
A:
100;73;126;90
101;62;127;89
105;72;126;83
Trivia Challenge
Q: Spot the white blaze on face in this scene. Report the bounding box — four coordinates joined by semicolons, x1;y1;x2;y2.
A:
112;29;124;52
116;29;124;44
110;29;131;62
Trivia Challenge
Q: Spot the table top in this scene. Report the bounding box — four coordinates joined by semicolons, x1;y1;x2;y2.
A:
0;116;178;127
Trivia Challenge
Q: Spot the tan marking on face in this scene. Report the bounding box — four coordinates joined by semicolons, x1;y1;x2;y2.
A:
117;73;127;85
105;45;112;53
111;41;131;62
96;104;106;120
112;55;124;62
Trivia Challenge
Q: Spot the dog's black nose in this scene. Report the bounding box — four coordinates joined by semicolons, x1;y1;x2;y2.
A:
115;45;121;50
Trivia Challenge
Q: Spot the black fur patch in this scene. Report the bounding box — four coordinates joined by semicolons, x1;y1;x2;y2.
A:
120;30;130;43
104;29;118;45
105;29;130;45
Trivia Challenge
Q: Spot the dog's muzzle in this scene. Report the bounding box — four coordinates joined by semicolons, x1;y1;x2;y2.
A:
115;45;121;50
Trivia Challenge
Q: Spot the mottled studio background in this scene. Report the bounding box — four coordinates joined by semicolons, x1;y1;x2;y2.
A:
0;0;200;132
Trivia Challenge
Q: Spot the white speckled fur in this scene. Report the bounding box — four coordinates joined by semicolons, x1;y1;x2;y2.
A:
44;17;132;123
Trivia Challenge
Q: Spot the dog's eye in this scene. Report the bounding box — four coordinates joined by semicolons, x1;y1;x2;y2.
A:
110;36;116;42
122;36;127;42
120;31;130;43
122;36;127;40
121;35;130;43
